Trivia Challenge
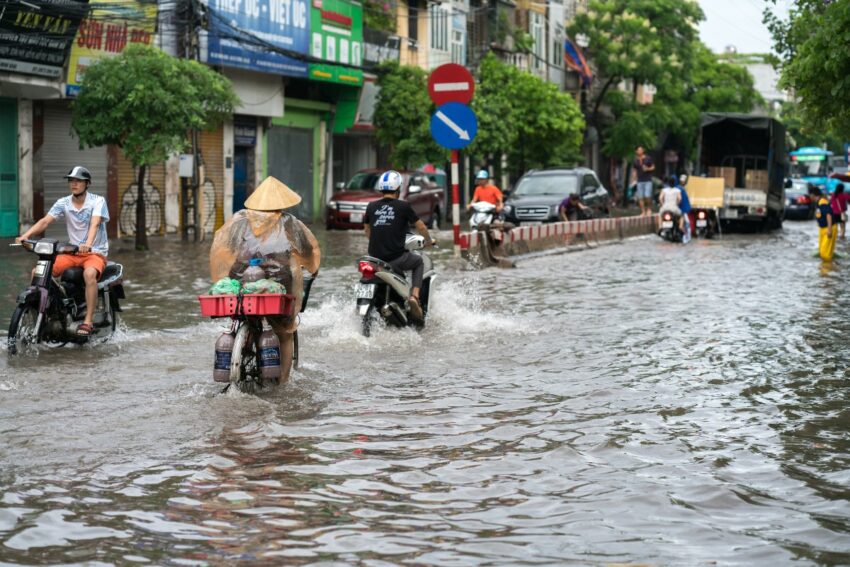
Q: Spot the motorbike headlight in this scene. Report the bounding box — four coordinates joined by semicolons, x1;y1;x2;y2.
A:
34;241;55;255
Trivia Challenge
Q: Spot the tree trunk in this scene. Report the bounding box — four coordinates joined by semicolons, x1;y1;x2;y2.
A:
135;164;148;251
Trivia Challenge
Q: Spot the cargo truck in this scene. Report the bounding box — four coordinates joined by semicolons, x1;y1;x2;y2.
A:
694;113;786;230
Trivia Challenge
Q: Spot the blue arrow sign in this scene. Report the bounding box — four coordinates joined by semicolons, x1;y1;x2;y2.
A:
430;102;478;150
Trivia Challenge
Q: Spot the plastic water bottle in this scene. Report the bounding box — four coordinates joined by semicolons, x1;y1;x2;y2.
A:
242;258;265;283
258;328;281;382
213;332;235;382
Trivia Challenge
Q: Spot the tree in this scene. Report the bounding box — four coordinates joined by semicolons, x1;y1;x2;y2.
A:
72;44;237;250
765;0;850;138
373;62;444;169
470;53;584;179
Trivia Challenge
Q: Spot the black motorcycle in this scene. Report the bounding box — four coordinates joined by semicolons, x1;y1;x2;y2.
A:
8;238;125;354
354;235;436;337
658;211;685;243
692;208;717;238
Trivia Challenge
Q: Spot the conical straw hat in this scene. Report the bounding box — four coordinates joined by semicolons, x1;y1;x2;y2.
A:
244;176;302;211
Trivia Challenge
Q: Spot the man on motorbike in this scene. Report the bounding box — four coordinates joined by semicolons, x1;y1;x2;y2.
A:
364;170;435;321
209;176;321;383
659;176;684;233
15;166;109;336
467;170;503;213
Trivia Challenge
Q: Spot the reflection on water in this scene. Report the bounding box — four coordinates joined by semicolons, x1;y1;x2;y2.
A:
0;224;849;565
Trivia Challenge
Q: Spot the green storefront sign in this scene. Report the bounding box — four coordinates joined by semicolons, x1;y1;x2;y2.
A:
308;0;363;86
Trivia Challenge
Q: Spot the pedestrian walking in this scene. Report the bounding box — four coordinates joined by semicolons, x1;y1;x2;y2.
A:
631;146;655;216
815;188;837;261
829;183;849;239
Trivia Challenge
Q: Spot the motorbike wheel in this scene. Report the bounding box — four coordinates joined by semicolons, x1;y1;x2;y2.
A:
361;304;377;338
8;305;39;355
230;322;262;393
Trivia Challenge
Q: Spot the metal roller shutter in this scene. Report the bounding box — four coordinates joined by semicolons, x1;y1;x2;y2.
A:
42;102;108;237
199;128;224;232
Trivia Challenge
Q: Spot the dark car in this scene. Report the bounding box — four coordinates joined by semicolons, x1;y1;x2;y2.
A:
784;178;815;220
326;168;446;230
503;167;610;224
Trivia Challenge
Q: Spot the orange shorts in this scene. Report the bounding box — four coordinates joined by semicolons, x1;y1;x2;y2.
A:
52;253;107;278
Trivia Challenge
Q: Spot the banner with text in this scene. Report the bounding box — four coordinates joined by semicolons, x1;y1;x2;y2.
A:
199;0;311;77
307;0;362;86
65;0;157;97
0;0;90;78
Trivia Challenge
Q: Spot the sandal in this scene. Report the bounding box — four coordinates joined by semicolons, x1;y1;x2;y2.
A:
77;323;94;336
407;297;423;321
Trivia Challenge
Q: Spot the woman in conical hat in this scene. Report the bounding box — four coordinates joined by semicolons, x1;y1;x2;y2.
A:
210;176;321;383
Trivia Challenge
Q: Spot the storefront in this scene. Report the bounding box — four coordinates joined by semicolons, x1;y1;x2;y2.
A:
0;98;18;237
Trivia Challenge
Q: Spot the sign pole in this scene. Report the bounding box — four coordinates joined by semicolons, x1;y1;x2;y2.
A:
451;149;461;258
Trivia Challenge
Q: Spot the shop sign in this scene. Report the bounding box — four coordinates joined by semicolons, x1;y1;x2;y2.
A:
0;0;90;78
234;116;257;146
307;0;362;86
199;0;310;77
65;0;157;97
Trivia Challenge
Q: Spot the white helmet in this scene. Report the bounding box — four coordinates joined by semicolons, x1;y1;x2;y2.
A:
378;170;403;192
476;169;490;180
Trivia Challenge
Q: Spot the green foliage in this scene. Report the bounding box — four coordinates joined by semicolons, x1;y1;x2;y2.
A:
71;44;237;167
363;0;396;33
471;54;584;176
777;101;845;154
766;0;850;137
373;61;444;169
602;111;655;159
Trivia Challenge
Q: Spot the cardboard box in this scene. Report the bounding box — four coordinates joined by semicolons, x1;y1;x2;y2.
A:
745;169;769;190
687;177;725;208
708;166;736;188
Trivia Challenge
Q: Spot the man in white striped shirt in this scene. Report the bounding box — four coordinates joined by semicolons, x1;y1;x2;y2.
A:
16;166;110;336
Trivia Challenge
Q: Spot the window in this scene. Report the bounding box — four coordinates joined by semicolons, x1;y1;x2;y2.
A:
531;12;545;71
430;4;449;52
408;0;418;43
581;174;599;194
451;29;465;64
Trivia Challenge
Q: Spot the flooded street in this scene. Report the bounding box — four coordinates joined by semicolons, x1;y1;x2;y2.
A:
0;222;848;565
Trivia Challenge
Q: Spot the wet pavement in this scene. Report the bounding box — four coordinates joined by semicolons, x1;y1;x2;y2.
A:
0;221;848;565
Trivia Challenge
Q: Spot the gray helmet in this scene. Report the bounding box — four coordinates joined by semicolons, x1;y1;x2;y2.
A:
64;166;92;182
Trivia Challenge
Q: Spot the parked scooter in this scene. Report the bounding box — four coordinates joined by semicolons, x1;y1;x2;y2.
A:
354;234;436;337
8;238;125;354
658;211;685;243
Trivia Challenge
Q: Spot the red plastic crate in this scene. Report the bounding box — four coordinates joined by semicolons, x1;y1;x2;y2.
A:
198;293;295;317
242;293;295;316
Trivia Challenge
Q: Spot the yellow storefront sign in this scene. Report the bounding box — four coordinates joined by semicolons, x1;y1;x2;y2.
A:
65;0;157;97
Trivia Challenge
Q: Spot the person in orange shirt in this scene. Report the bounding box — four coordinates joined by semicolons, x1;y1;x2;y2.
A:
467;169;504;212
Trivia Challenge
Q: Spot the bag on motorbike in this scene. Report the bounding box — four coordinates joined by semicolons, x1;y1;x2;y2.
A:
241;278;286;295
209;277;242;295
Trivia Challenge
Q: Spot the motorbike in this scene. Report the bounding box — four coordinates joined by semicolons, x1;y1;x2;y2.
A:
658;211;685;243
354;234;436;337
692;208;717;238
8;238;125;354
469;201;498;230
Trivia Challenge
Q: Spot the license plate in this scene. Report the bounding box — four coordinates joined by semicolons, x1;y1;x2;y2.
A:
34;262;47;277
724;208;738;219
350;212;364;223
661;221;673;229
353;283;375;299
696;220;707;227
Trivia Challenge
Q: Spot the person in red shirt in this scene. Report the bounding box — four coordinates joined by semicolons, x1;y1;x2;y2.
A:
830;183;849;239
467;169;504;212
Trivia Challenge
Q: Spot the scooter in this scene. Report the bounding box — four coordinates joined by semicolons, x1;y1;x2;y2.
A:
354;234;436;337
8;238;125;354
692;208;717;238
658;211;685;243
469;201;498;230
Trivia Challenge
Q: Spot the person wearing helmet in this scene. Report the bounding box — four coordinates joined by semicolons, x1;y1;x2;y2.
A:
209;176;321;384
16;166;109;336
467;169;503;212
676;173;692;241
364;170;434;321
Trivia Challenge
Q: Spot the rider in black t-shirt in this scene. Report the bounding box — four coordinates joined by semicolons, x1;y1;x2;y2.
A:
364;170;434;320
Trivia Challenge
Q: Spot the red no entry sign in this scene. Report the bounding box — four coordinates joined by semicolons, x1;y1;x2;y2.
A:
428;63;475;106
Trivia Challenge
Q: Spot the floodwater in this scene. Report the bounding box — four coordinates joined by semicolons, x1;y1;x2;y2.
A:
0;222;848;565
